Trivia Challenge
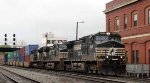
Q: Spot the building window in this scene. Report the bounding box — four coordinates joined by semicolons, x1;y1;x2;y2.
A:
50;40;52;44
108;19;111;32
131;50;135;64
131;50;139;64
52;40;55;44
133;14;138;27
58;40;61;43
47;40;50;44
135;50;139;64
145;6;150;25
124;15;127;29
115;17;119;31
148;9;150;24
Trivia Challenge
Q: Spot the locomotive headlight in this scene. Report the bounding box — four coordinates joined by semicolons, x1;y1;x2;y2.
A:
106;56;109;59
107;32;110;35
120;56;123;59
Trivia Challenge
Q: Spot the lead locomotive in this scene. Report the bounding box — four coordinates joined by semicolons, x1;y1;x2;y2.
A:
30;32;126;76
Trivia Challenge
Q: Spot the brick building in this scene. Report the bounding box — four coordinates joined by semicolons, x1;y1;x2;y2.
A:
104;0;150;64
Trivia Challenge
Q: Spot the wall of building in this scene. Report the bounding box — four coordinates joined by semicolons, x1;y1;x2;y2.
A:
40;32;67;47
106;0;131;11
105;0;150;64
106;0;150;36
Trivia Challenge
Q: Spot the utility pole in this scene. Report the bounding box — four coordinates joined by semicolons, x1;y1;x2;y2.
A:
45;33;48;47
76;21;84;40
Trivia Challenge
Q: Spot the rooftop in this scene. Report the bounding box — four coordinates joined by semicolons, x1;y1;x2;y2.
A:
104;0;139;13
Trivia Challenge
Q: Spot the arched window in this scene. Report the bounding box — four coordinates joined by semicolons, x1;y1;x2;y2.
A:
133;14;138;27
115;17;119;31
145;6;150;24
124;14;127;29
132;11;138;27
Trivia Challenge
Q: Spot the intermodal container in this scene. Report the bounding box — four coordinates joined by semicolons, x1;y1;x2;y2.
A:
24;56;30;67
19;56;24;62
13;56;19;61
25;56;30;62
7;52;13;59
2;56;6;64
7;52;14;65
14;50;20;57
20;47;25;56
0;54;4;64
25;45;39;56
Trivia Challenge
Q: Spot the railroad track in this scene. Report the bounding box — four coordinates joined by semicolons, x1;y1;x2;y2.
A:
6;66;126;83
0;67;40;83
2;65;150;83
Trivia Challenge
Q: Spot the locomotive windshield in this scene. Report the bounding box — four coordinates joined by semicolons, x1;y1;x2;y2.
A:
95;36;121;42
96;36;108;42
109;37;121;42
59;44;67;50
74;44;81;51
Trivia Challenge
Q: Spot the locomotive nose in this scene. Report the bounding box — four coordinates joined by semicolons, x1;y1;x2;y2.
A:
108;48;115;56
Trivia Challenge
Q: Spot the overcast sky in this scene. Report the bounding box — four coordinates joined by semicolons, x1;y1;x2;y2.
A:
0;0;111;44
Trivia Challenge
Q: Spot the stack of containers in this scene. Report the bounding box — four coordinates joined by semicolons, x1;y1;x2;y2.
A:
2;56;4;64
0;55;2;64
0;53;4;64
2;54;7;64
14;50;20;66
24;45;39;67
7;52;10;65
19;47;25;67
7;52;14;66
12;51;16;66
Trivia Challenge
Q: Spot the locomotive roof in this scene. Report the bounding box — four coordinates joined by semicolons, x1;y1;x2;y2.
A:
38;46;50;52
65;40;76;45
94;32;121;37
79;34;92;40
79;32;121;40
65;32;121;46
96;40;124;48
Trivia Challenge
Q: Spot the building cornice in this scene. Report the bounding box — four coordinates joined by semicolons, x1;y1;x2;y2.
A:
121;33;150;40
104;0;139;14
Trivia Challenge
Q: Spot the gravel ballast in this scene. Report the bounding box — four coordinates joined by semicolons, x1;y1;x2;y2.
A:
0;66;98;83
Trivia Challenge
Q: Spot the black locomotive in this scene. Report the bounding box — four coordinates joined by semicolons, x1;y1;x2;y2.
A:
29;32;126;75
